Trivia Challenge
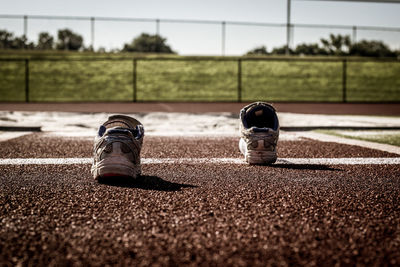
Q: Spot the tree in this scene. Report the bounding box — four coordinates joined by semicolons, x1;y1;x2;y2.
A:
270;45;294;55
10;35;32;49
0;30;33;49
320;34;351;55
56;29;83;51
0;30;14;49
350;40;395;57
294;43;327;56
246;46;269;55
36;32;54;50
122;33;174;53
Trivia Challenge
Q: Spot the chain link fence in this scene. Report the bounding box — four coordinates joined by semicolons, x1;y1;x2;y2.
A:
1;14;400;54
1;56;399;103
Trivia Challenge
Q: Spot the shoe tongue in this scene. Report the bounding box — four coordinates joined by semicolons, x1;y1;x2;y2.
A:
246;105;264;116
246;106;266;128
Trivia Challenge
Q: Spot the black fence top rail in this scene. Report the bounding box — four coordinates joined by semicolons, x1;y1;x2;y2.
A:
1;14;400;32
0;56;399;63
294;23;400;32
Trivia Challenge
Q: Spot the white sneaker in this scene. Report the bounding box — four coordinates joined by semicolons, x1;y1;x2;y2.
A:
91;115;144;180
239;102;279;164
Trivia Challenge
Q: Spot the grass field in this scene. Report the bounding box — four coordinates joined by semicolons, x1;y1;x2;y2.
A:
0;51;399;102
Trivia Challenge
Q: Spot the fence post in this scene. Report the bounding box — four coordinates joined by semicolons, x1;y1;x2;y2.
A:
23;15;28;50
221;21;226;56
25;59;29;103
156;19;160;36
23;15;28;36
286;0;291;55
342;59;347;103
352;26;357;43
90;17;95;50
133;58;137;102
237;59;242;102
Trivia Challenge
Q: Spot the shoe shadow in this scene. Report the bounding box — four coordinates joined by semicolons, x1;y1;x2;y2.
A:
271;164;342;171
98;175;198;192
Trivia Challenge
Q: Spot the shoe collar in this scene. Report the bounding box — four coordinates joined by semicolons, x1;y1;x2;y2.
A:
240;102;279;131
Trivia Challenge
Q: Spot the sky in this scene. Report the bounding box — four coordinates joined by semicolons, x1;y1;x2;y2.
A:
1;0;400;55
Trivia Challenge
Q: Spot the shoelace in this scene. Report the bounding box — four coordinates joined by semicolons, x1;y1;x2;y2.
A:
98;125;144;140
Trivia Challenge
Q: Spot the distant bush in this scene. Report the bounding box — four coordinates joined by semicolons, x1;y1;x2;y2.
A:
56;29;84;51
247;34;397;57
36;32;54;50
246;45;269;55
122;33;175;53
0;30;34;49
294;43;327;56
270;45;294;55
0;30;13;49
0;29;86;51
320;34;351;56
350;40;396;57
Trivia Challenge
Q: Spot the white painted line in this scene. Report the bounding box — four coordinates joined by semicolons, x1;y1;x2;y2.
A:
1;157;400;165
0;158;92;165
142;158;245;164
277;157;400;165
43;131;302;141
145;132;237;137
0;132;32;142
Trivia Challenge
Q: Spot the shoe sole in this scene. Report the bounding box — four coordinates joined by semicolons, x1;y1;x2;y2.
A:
245;150;277;165
91;156;141;180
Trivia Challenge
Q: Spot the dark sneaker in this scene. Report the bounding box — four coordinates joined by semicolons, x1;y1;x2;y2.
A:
239;102;279;164
91;115;144;180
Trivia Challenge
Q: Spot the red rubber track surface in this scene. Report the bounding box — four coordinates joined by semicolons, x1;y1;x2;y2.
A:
0;134;399;266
